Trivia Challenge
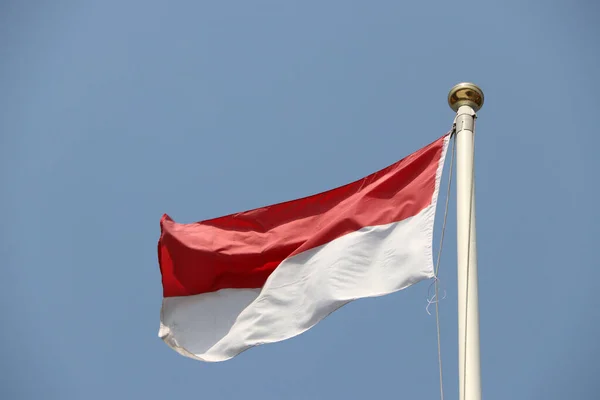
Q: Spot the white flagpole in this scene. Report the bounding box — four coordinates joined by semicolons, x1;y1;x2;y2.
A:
448;83;484;400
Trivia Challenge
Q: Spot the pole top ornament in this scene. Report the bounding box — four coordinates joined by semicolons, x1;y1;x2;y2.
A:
448;83;484;112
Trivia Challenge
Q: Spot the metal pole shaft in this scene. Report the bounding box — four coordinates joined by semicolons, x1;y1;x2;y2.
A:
455;105;481;400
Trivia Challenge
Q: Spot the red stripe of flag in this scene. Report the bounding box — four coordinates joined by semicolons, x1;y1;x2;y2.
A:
159;135;446;298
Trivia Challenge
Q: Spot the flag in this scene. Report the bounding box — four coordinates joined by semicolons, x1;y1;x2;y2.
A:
158;134;449;361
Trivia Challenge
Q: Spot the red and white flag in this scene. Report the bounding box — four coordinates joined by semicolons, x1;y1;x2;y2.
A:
158;134;449;361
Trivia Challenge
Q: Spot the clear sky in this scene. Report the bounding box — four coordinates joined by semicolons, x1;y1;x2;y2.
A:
2;1;599;399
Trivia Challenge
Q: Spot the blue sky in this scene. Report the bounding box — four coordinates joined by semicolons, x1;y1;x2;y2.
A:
2;1;599;399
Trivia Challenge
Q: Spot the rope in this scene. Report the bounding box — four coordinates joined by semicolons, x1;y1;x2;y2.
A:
432;131;456;400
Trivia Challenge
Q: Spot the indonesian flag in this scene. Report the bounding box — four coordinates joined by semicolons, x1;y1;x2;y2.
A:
158;134;449;362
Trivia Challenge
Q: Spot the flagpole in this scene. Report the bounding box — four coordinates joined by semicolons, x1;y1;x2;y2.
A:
448;83;484;400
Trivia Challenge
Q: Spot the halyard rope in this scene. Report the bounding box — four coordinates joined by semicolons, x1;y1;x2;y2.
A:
431;131;456;400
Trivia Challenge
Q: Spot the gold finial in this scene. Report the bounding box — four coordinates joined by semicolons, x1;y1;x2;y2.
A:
448;83;484;112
